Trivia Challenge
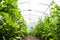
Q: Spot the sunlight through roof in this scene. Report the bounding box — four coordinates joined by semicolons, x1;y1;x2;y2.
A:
18;0;60;28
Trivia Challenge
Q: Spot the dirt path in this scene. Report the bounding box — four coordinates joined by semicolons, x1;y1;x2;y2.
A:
22;36;40;40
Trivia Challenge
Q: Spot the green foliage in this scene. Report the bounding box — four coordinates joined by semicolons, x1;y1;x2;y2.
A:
0;0;27;40
32;2;60;40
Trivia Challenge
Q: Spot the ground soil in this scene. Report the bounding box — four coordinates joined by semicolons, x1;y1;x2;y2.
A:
22;36;41;40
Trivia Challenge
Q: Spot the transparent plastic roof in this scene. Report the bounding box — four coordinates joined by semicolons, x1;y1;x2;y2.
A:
18;0;60;27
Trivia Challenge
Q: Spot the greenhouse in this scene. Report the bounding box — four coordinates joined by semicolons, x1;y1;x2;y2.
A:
0;0;60;40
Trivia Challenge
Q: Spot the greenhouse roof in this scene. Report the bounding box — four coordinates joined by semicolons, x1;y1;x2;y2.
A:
18;0;60;27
